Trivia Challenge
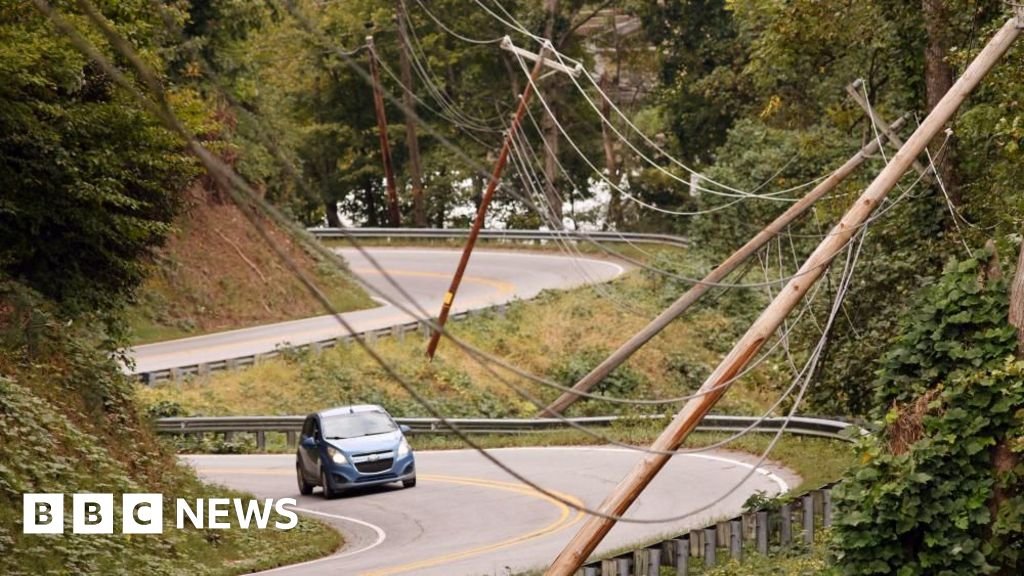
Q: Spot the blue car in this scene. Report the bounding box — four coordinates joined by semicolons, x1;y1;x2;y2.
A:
296;405;416;498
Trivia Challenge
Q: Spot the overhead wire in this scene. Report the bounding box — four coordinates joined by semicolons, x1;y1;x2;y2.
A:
42;0;854;522
45;0;938;524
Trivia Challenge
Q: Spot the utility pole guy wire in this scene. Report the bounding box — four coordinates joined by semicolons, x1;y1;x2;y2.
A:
546;15;1021;574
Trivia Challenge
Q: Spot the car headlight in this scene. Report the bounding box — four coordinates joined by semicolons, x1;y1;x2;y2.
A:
397;438;411;458
326;446;348;465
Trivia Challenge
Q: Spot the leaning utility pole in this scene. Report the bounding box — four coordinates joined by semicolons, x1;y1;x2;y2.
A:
425;44;551;360
396;3;426;227
846;79;933;184
367;34;402;227
546;16;1021;575
541;113;910;416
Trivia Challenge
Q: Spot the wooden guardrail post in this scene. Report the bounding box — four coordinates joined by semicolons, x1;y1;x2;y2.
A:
729;517;743;561
756;510;769;554
803;493;815;545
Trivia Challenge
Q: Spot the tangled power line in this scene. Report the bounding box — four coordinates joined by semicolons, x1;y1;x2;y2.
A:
30;0;941;526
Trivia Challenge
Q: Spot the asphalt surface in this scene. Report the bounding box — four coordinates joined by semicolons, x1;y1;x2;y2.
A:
187;447;797;576
130;248;626;375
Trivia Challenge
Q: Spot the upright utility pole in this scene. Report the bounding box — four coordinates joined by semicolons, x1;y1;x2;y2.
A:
367;34;402;227
546;16;1021;575
541;113;910;416
425;46;551;360
396;4;426;227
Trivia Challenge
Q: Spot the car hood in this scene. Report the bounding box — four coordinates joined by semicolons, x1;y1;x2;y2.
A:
326;430;401;455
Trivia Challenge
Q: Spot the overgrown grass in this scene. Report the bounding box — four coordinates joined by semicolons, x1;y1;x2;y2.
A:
138;245;795;422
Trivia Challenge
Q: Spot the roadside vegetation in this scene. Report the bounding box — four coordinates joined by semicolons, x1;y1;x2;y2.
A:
137;249;792;421
127;185;372;344
0;284;341;575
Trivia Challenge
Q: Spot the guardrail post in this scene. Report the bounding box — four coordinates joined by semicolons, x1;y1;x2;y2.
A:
822;488;833;527
256;431;266;452
756;510;769;555
646;547;661;576
197;363;209;376
141;372;154;385
170;367;182;380
703;527;716;567
224;431;235;443
310;341;323;355
780;503;793;547
394;324;405;341
582;565;599;576
225;358;238;370
366;330;377;345
729;517;743;561
286;431;297;448
673;537;689;575
803;493;815;545
615;555;631;576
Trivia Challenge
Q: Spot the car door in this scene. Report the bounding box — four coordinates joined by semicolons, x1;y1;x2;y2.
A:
297;416;320;477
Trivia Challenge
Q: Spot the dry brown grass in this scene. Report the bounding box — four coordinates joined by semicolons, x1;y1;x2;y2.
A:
128;184;372;343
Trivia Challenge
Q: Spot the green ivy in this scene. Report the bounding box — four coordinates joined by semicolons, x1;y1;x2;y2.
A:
872;250;1017;416
831;250;1023;575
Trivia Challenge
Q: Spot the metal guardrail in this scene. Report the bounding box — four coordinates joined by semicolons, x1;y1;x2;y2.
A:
137;303;505;384
309;227;690;249
155;414;862;449
139;227;676;384
585;483;837;575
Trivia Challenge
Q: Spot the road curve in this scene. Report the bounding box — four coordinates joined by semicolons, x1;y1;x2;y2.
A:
186;447;797;576
130;248;626;375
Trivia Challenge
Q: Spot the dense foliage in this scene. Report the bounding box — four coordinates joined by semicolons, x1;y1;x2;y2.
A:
831;254;1023;575
0;1;194;318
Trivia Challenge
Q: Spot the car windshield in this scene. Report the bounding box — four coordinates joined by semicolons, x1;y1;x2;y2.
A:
321;411;396;439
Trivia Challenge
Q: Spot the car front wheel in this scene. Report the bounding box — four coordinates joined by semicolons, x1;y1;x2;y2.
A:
320;467;338;499
297;464;314;495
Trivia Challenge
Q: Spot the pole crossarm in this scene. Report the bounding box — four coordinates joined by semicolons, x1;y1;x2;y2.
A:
540;112;910;416
499;36;587;78
846;79;933;184
545;16;1021;575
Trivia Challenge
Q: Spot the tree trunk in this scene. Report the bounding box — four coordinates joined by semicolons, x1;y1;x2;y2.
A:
1010;239;1024;356
397;3;426;227
324;200;341;228
599;73;622;229
540;0;564;226
921;0;961;207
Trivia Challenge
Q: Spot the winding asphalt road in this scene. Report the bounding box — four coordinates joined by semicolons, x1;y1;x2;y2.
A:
147;246;799;573
188;447;797;576
130;248;627;375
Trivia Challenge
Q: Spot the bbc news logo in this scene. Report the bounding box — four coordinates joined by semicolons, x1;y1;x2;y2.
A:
22;494;298;534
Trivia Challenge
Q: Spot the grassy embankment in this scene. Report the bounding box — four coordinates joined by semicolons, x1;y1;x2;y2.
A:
0;283;341;575
127;188;373;344
138;244;855;489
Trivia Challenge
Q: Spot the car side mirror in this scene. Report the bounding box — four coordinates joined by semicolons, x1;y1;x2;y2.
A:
399;424;411;434
300;436;317;448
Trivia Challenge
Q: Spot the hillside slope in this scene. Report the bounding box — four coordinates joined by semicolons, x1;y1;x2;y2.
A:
0;282;340;574
129;184;372;343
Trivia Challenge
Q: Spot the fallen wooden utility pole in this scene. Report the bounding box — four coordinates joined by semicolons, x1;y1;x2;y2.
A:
425;45;550;360
367;35;402;227
546;16;1021;575
540;112;910;416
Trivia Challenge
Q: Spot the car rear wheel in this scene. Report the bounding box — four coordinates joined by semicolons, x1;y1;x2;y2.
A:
320;467;338;499
297;464;314;495
402;476;417;489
